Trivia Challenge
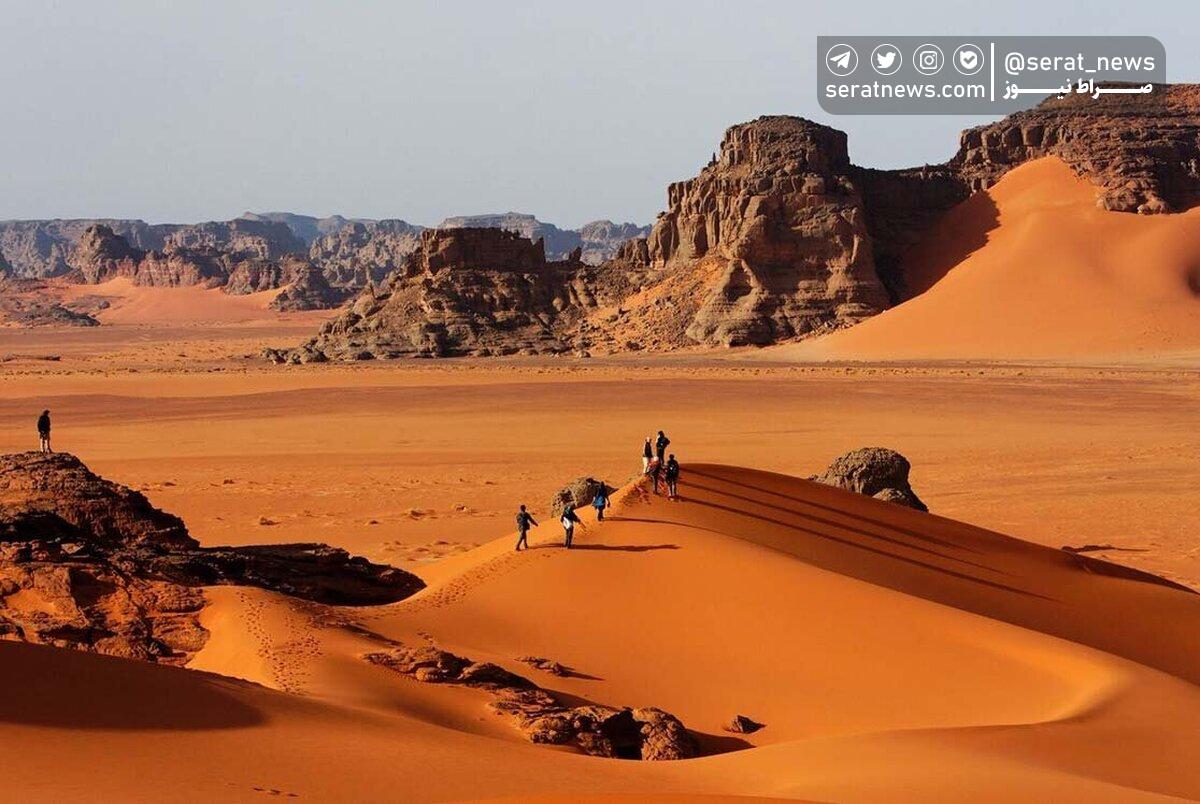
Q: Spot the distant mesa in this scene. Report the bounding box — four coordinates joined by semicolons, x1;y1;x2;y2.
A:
268;226;594;362
275;84;1200;358
438;212;649;265
4;85;1199;348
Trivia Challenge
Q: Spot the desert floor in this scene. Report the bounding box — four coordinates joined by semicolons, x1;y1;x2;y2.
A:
2;318;1200;803
2;322;1198;588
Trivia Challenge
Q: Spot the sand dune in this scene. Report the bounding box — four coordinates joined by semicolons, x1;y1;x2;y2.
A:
5;464;1197;801
777;157;1200;362
59;277;330;326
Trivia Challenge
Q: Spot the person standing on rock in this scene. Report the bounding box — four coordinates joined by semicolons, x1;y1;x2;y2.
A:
515;505;538;551
592;485;610;521
664;454;680;500
36;410;52;454
642;436;653;473
655;430;671;465
560;504;582;548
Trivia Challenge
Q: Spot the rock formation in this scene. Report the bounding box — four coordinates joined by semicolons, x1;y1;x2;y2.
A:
307;219;425;287
811;447;927;511
0;278;100;327
239;212;359;246
65;224;347;306
616;116;892;346
365;643;698;760
952;84;1200;214
0;218;305;279
550;477;613;519
0;452;423;664
725;714;764;734
577;220;653;264
438;213;648;266
269;261;352;311
274;227;592;361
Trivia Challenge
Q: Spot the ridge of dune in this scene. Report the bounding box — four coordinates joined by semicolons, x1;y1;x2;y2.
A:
4;463;1200;801
57;277;332;326
773;156;1200;362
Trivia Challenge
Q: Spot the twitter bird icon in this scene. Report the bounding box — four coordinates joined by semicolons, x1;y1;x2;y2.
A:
871;44;902;75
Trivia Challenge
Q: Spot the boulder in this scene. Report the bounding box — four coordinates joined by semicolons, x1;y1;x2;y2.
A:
812;447;927;512
549;477;612;520
725;714;764;734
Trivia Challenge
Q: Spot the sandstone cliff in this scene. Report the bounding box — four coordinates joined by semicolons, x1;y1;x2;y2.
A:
272;227;592;361
439;213;648;265
615;116;893;346
953;84;1200;214
0;218;304;279
307;219;425;287
0;452;422;664
66;224;344;305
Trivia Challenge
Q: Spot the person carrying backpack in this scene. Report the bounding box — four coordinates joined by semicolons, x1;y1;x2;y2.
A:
515;505;538;551
655;430;670;464
592;485;610;521
664;454;681;500
560;504;582;548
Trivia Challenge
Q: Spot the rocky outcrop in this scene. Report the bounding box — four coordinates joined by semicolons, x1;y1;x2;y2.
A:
0;452;423;663
811;447;927;512
65;225;345;305
618;116;892;346
578;220;652;264
952;84;1200;214
307;220;425;287
277;227;591;361
269;261;352;311
365;644;698;760
239;212;359;246
438;214;648;266
0;278;100;327
725;714;764;734
0;218;305;279
550;477;612;519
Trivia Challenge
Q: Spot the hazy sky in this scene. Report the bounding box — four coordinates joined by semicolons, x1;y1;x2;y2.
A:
2;1;1196;227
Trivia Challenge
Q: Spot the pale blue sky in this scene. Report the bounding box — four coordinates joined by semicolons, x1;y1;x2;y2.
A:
2;0;1195;227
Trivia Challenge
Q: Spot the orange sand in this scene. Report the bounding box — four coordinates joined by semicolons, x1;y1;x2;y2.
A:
3;465;1200;801
59;277;334;327
779;157;1200;362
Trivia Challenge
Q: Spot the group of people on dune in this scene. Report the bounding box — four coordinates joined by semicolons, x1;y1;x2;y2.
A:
514;430;681;552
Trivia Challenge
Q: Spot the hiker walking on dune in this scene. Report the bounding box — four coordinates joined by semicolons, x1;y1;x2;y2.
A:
37;410;52;454
642;437;653;473
561;504;582;548
655;430;670;464
665;454;680;500
592;485;610;521
515;505;538;551
648;457;664;495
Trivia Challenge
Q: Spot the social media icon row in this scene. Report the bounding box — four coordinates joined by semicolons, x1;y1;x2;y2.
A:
825;43;985;77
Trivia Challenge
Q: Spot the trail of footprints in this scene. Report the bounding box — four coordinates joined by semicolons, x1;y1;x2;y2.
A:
234;590;322;694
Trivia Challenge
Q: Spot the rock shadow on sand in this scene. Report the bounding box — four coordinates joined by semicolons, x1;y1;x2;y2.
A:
0;642;266;731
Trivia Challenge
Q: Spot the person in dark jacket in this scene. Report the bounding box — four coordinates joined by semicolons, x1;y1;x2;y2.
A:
647;458;664;495
664;454;680;500
560;504;582;548
515;505;538;551
37;410;51;454
592;486;610;521
655;430;670;464
642;436;653;473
